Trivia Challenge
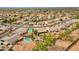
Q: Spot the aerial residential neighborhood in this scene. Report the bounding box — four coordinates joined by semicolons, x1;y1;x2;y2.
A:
0;8;79;51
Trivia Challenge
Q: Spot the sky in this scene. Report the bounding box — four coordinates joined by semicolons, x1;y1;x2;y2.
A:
0;0;78;7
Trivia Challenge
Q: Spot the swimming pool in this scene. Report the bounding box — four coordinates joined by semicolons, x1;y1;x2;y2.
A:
28;27;33;33
23;37;32;43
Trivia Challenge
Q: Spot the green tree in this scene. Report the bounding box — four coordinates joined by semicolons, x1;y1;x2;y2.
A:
59;29;71;37
33;34;55;51
76;22;79;29
74;15;79;19
59;29;72;41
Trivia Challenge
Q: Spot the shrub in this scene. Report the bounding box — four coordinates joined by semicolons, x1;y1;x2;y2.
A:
59;29;72;41
59;29;71;38
33;34;55;51
74;15;79;19
76;22;79;29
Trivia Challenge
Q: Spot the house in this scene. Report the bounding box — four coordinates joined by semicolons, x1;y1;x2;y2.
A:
34;28;48;36
34;37;43;41
14;27;28;35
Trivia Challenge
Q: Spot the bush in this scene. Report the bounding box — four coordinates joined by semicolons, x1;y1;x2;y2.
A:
76;22;79;29
74;15;79;19
32;48;39;51
33;34;55;51
59;29;71;38
59;29;72;41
